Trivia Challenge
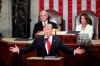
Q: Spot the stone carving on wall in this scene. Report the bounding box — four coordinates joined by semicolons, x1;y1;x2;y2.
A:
12;0;31;38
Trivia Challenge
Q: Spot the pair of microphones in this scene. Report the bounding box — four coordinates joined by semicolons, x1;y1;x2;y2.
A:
44;38;48;42
43;38;48;59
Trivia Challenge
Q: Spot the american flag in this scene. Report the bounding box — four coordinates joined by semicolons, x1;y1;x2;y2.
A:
39;0;100;31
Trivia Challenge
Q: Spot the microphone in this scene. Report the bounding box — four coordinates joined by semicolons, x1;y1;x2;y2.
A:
45;38;48;42
43;38;48;59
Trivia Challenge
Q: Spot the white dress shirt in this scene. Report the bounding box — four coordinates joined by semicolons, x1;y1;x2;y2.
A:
44;35;52;54
76;24;94;39
42;20;48;26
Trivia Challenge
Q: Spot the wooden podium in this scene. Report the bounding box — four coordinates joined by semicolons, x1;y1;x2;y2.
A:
25;57;64;66
35;31;77;44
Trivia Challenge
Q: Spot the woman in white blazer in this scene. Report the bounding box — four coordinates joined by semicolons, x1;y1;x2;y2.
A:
76;13;94;39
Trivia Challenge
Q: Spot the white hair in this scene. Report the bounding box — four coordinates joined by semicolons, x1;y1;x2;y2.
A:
40;10;48;16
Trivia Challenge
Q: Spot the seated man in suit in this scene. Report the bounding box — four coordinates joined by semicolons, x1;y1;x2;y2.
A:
32;10;58;38
10;24;85;57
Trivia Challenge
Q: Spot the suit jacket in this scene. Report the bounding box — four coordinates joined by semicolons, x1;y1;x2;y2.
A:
32;21;58;38
20;35;74;56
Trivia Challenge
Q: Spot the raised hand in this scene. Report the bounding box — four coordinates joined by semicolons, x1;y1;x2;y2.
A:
74;47;85;55
9;45;19;53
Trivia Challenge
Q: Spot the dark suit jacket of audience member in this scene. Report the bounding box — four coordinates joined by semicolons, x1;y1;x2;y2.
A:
32;21;58;38
19;35;74;56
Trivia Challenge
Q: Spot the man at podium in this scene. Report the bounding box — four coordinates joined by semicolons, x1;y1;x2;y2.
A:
9;24;85;57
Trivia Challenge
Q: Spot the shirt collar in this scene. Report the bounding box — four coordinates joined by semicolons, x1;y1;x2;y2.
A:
42;20;48;25
44;35;52;39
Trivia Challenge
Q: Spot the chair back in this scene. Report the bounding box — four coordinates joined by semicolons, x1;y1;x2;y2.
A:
38;10;63;30
75;10;99;39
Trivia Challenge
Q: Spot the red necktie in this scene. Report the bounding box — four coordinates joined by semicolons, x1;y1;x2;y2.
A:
47;37;51;54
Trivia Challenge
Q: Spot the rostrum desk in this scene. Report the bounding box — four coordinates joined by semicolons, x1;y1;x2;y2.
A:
0;38;100;66
35;31;77;44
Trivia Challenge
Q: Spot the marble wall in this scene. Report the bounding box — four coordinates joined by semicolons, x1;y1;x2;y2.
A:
0;0;12;37
0;0;39;38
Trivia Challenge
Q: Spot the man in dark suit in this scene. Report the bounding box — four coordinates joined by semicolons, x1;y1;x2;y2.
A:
32;10;58;38
10;24;85;57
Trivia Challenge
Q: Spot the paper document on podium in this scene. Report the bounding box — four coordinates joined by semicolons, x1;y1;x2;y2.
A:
56;31;67;35
27;57;63;60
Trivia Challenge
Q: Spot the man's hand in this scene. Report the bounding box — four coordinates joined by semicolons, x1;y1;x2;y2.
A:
9;45;19;53
74;47;85;55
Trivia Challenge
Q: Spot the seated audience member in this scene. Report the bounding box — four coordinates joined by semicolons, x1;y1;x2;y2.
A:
32;10;58;38
9;24;85;57
76;13;94;39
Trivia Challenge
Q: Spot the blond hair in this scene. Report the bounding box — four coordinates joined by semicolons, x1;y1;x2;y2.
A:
43;24;53;29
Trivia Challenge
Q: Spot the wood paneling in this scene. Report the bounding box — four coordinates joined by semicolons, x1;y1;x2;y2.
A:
0;38;100;66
